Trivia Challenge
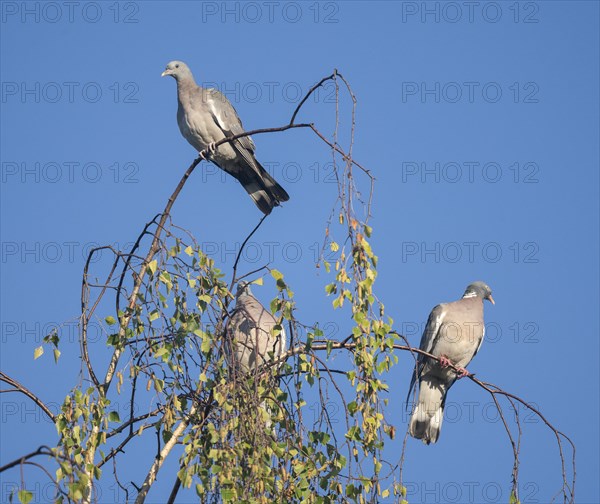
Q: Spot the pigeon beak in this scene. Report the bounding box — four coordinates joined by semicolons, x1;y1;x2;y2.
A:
488;295;495;305
161;70;169;77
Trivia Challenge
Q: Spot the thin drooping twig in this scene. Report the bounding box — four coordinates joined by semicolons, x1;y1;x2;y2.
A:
230;213;268;288
289;72;336;125
0;373;56;423
112;455;130;504
115;214;162;316
98;418;159;468
81;245;121;389
0;446;70;474
505;394;522;502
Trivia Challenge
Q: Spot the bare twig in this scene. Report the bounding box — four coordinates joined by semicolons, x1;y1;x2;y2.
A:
230;213;269;288
0;446;61;474
0;373;55;423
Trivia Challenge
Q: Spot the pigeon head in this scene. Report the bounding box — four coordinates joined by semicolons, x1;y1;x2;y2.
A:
236;281;253;297
161;60;193;81
463;281;495;304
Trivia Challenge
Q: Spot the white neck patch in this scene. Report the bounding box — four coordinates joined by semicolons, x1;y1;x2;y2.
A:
463;291;477;299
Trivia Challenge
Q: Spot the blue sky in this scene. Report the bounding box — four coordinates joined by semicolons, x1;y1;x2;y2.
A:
1;1;598;503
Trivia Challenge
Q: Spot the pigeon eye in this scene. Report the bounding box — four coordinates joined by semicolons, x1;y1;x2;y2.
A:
175;64;179;68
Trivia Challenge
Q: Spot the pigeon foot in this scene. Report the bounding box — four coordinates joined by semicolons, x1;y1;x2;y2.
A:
438;355;451;368
456;367;471;378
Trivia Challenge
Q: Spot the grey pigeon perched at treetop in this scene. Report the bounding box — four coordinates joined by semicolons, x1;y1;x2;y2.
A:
161;60;289;215
407;281;495;444
226;282;287;376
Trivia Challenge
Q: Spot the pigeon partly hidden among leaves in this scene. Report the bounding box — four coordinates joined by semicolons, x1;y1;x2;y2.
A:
225;282;287;427
407;281;495;444
226;282;287;375
162;60;289;215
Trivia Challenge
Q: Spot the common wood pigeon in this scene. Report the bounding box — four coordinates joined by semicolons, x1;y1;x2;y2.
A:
407;281;495;444
162;60;290;215
226;282;287;376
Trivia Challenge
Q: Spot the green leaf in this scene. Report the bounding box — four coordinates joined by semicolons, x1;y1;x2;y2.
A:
270;269;283;281
270;298;281;314
184;245;194;256
154;347;169;358
104;316;116;326
53;349;61;363
147;260;158;275
17;490;33;504
33;346;44;360
345;426;361;442
108;411;121;423
201;334;211;354
221;488;236;501
107;333;120;347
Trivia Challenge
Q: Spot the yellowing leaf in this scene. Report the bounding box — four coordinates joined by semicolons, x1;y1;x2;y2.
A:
34;346;44;360
18;490;33;504
147;260;158;275
154;347;168;358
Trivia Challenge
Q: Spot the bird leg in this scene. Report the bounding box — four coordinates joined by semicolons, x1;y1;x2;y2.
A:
438;355;470;378
438;355;452;368
198;143;217;160
456;367;471;378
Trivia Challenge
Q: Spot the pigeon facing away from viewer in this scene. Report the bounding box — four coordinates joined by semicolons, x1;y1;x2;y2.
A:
407;281;495;444
226;282;287;376
162;60;289;215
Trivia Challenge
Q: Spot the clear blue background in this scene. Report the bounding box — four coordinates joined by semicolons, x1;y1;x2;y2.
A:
1;1;598;503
